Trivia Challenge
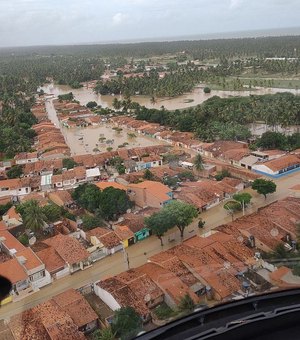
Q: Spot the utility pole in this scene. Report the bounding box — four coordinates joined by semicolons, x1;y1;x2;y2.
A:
123;249;130;270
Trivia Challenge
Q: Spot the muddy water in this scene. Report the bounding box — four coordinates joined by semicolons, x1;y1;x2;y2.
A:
63;124;164;156
44;95;165;155
41;83;299;111
250;122;300;136
42;83;299;155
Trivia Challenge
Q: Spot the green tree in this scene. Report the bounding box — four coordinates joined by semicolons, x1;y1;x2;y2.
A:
203;87;211;94
215;169;230;181
58;92;74;101
143;169;154;180
62;158;78;169
164;201;198;238
42;204;62;222
112;98;122;111
18;234;29;246
21;200;47;233
145;209;174;246
116;164;126;175
92;327;116;340
252;178;277;200
72;183;102;212
232;192;252;207
111;307;142;340
224;200;242;221
257;131;287;150
178;294;195;313
99;187;133;221
7;165;23;179
0;202;13;215
86;101;98;109
193;154;204;171
82;214;104;230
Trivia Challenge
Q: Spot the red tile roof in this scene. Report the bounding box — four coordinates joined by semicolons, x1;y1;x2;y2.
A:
35;247;65;274
43;234;89;265
52;289;98;328
260;154;300;172
0;258;27;284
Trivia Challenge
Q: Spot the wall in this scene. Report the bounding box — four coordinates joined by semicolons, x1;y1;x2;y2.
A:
252;164;276;175
93;284;121;311
55;266;70;280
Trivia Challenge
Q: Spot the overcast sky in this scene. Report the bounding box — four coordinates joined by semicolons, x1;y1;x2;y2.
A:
0;0;299;47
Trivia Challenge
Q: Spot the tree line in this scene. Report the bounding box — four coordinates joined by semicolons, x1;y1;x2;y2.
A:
134;92;300;142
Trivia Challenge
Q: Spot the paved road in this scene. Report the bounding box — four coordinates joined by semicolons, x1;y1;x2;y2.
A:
1;170;300;320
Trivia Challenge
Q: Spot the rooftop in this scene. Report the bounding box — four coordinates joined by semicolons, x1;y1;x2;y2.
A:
35;246;65;274
43;233;89;265
0;258;27;284
96;181;127;191
258;154;300;172
52;289;98;328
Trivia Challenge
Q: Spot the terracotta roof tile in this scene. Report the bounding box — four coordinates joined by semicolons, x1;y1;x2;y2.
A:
52;289;98;328
114;225;135;241
43;234;89;265
260;154;300;172
35;247;65;274
0;258;27;284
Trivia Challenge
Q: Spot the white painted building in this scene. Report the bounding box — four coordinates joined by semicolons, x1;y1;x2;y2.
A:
0;178;31;198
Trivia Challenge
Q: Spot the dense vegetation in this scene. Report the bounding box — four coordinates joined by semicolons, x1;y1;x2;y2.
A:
0;36;299;159
72;183;133;221
0;87;37;158
135;92;300;142
1;36;300;59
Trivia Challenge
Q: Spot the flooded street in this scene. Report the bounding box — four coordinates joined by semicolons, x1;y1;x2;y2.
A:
44;93;165;156
41;83;299;111
63;124;164;155
42;82;300;155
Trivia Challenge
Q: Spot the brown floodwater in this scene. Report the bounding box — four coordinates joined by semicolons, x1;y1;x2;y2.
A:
40;83;299;111
44;96;165;156
41;83;299;155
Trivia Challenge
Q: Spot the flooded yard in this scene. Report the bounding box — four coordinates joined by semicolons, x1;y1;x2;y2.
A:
63;123;164;156
41;82;299;155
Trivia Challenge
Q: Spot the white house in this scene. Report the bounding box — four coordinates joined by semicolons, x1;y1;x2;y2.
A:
252;154;300;177
15;152;39;165
0;178;31;198
86;167;101;182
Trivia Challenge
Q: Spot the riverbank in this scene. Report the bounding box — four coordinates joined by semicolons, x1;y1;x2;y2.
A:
41;82;299;112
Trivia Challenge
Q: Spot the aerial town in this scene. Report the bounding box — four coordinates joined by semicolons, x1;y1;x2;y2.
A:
1;82;300;339
1;27;300;339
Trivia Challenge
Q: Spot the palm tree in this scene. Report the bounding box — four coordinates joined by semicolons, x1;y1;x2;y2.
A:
193;154;204;172
22;200;47;233
150;96;156;106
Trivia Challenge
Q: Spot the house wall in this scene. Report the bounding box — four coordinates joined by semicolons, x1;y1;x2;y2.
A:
55;266;70;279
0;187;31;198
252;164;277;175
135;229;150;242
93;284;121;311
122;239;129;248
16;158;38;165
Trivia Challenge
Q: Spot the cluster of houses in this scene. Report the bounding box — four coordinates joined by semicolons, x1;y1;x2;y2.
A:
2;196;300;339
93;196;300;323
52;99;97;128
5;288;99;339
111;116;300;178
31;121;70;160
